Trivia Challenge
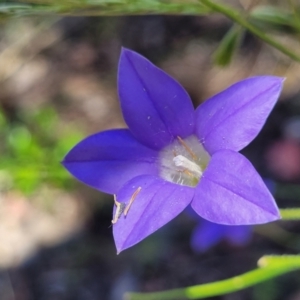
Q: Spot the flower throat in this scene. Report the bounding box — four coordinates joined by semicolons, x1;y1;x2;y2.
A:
159;135;210;187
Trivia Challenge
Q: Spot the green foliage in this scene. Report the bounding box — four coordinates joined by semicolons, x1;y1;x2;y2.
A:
250;6;300;32
1;1;300;62
0;1;211;16
0;107;84;195
213;25;243;67
199;0;300;62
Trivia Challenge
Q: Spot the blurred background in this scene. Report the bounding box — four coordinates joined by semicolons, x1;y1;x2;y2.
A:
1;1;300;299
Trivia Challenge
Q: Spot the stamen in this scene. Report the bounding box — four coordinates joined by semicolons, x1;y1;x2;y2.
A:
124;187;142;216
177;136;198;161
182;169;194;178
111;188;142;224
112;195;126;224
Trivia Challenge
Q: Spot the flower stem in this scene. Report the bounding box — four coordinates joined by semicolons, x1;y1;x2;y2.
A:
199;0;300;62
125;255;300;300
280;208;300;220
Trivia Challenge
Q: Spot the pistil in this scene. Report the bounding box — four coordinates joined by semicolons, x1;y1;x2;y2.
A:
173;155;202;178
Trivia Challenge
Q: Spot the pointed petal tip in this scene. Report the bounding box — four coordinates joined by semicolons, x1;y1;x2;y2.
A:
118;47;195;149
113;175;194;253
115;237;123;254
196;75;284;153
192;150;281;226
267;76;285;90
115;239;128;254
271;210;282;221
268;75;285;81
278;76;286;89
248;75;285;88
115;239;133;254
263;75;285;91
116;243;131;254
257;211;281;225
270;75;285;86
60;157;70;170
238;75;285;91
120;47;138;60
120;47;130;56
60;160;67;168
265;204;281;223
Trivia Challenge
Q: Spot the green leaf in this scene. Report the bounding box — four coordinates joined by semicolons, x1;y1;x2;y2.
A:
250;5;300;32
213;25;243;66
251;6;293;26
199;0;300;62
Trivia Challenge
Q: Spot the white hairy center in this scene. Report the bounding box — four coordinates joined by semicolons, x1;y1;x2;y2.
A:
159;135;210;187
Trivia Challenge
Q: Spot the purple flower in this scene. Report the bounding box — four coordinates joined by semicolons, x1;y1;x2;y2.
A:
63;48;283;253
191;218;252;253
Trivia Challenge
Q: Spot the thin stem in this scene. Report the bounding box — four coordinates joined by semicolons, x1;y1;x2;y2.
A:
125;255;300;300
199;0;300;62
280;208;300;220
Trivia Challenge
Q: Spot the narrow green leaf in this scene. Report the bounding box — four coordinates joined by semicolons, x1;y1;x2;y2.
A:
199;0;300;62
250;6;293;26
250;5;300;32
213;25;243;66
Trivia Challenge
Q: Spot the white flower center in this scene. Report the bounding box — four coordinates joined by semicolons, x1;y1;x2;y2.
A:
159;135;210;187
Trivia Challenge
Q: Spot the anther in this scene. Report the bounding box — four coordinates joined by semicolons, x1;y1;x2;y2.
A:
111;187;142;224
112;195;126;224
177;136;198;161
182;169;194;178
124;187;142;216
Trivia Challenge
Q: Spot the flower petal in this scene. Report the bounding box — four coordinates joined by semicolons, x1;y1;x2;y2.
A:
191;150;280;225
191;219;226;252
196;77;284;154
62;129;158;194
112;175;194;253
118;48;195;150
